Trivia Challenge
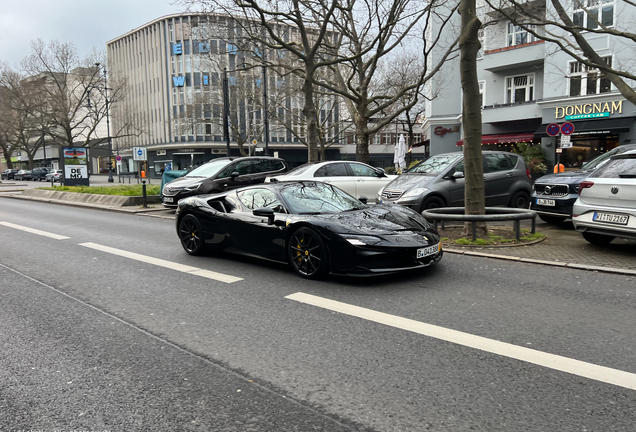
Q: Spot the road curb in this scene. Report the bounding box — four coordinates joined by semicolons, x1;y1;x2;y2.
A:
444;247;635;276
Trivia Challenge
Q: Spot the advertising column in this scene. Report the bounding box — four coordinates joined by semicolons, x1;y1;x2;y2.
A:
62;148;89;186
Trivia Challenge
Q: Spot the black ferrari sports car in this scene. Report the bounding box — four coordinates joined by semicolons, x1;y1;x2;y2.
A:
175;181;443;279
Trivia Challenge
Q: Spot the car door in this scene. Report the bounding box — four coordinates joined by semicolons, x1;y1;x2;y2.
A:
346;162;388;199
484;154;516;205
313;162;355;196
230;188;288;261
214;160;258;190
448;158;467;206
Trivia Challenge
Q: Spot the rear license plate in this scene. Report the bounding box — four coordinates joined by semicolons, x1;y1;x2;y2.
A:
593;212;628;225
163;197;173;203
536;198;555;206
417;243;440;258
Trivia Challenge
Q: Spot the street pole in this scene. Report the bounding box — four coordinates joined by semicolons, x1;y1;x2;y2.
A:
41;129;46;167
223;68;231;157
262;66;270;156
96;62;114;182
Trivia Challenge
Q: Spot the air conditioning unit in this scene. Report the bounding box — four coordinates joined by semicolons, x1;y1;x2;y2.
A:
156;150;166;156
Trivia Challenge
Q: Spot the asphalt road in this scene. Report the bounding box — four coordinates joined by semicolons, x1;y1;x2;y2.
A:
1;198;635;432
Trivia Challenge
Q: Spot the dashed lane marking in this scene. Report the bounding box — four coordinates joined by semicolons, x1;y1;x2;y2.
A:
0;221;70;240
286;292;636;391
80;242;243;283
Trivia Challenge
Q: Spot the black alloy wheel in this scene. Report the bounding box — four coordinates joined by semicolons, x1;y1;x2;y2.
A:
288;227;329;279
179;214;205;255
421;196;445;212
509;191;530;209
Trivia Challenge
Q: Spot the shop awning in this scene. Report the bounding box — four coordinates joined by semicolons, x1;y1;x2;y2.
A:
456;132;536;146
534;117;634;137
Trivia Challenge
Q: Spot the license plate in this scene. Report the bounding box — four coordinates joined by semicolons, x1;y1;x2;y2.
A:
536;198;556;206
163;197;173;203
417;243;440;259
593;212;628;225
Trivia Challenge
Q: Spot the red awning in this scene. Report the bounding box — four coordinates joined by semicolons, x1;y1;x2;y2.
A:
456;132;537;146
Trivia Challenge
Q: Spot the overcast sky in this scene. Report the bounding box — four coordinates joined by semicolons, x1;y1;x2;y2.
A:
1;0;187;67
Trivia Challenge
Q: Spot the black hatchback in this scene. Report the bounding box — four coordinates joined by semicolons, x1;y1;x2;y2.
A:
161;156;288;207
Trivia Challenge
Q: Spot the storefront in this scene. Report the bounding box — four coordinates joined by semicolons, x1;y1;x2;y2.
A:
536;97;636;168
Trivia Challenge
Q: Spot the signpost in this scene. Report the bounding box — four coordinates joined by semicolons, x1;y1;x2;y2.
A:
547;123;575;172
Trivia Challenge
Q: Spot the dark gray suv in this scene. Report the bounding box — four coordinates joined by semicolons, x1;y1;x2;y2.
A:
378;151;532;212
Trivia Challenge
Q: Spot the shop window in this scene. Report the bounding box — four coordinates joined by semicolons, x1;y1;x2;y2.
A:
572;0;614;29
507;22;536;47
506;74;534;103
569;56;612;96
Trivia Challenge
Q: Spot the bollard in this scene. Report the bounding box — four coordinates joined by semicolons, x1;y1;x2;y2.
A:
142;180;147;208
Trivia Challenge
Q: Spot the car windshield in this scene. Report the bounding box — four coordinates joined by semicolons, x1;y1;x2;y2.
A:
408;154;460;174
185;159;230;178
282;163;316;177
280;182;367;214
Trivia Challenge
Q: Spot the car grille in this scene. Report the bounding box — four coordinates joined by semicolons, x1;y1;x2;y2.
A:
162;187;183;197
534;184;569;197
381;189;404;200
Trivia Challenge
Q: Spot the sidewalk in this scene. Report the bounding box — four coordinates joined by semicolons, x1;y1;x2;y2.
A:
1;176;635;276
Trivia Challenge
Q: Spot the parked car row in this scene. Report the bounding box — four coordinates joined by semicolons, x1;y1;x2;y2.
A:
1;167;56;181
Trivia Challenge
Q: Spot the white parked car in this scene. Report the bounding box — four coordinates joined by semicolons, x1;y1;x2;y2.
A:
572;150;636;245
265;161;396;201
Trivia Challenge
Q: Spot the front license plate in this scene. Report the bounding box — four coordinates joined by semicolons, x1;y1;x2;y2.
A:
593;212;628;225
536;198;555;206
417;243;440;259
163;197;173;203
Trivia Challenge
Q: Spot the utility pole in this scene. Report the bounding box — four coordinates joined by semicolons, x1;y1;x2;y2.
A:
223;68;231;157
262;66;270;156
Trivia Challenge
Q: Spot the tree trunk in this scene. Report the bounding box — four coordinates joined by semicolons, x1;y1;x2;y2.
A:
302;67;319;162
459;0;487;236
355;117;370;165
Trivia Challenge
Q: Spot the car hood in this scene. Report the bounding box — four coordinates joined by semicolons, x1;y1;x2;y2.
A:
383;174;436;191
299;204;434;236
533;170;592;185
164;176;205;190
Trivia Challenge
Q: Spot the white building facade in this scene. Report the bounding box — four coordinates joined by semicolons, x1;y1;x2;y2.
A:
423;0;636;169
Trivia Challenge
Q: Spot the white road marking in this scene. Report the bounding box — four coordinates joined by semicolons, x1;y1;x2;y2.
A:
79;242;243;283
286;292;636;391
0;221;70;240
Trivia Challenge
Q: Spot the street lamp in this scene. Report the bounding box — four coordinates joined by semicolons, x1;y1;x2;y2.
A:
94;62;114;183
262;65;270;156
223;68;231;157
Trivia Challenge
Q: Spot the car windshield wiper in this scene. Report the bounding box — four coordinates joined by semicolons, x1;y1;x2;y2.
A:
618;174;636;178
298;211;323;215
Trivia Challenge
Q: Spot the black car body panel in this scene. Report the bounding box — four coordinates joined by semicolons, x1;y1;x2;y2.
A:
162;156;288;207
530;144;636;220
175;181;442;277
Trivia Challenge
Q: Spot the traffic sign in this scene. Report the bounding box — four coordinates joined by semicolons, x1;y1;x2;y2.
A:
133;146;147;161
546;123;560;136
115;155;122;162
561;122;575;136
560;135;572;148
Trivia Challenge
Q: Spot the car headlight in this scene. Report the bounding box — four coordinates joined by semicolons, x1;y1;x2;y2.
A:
341;235;382;246
400;187;430;200
184;183;201;191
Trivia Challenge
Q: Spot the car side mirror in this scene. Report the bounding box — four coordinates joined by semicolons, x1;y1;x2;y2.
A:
374;168;387;178
358;195;368;204
253;207;275;225
230;171;240;179
449;171;465;179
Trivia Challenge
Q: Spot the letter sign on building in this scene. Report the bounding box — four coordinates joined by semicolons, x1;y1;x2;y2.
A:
173;43;182;55
173;76;186;87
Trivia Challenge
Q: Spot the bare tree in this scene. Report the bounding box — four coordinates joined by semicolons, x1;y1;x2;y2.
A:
320;0;459;164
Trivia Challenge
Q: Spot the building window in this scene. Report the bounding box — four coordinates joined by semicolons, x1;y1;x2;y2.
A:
569;56;612;96
506;74;534;103
507;22;536;47
479;81;485;107
573;0;614;29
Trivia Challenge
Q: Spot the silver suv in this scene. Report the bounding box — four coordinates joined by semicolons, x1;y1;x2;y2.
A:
377;151;533;212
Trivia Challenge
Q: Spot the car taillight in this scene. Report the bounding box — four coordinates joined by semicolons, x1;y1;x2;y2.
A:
526;168;531;179
578;180;594;195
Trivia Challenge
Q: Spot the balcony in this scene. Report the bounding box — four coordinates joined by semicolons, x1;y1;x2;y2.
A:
482;40;545;72
482;101;542;124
